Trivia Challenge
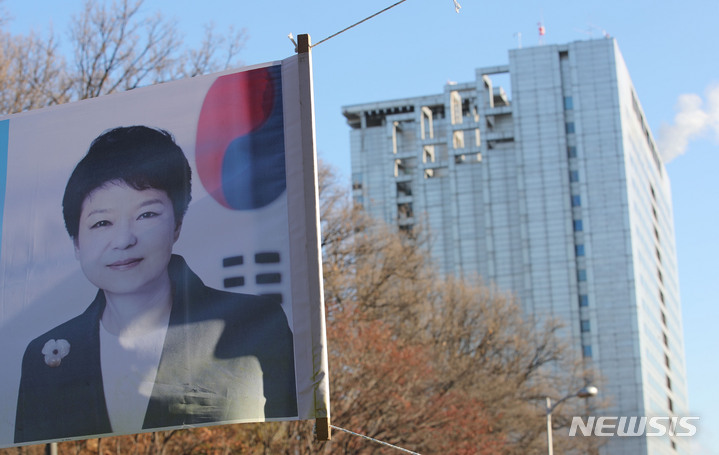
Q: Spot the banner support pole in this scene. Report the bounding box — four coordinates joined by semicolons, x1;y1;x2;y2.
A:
315;417;331;442
296;33;331;442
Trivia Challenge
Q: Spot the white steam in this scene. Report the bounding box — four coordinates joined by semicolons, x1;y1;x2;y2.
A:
658;84;719;163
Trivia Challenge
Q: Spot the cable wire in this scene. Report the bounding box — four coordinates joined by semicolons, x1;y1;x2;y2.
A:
311;0;409;48
330;425;422;455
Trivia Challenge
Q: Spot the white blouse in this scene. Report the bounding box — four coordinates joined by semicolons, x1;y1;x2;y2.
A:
100;318;169;434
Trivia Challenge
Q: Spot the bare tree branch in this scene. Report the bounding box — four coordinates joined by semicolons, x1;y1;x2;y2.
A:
0;0;247;115
0;30;68;114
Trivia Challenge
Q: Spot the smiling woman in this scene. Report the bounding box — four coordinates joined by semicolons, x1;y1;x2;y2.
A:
75;185;179;315
14;126;298;443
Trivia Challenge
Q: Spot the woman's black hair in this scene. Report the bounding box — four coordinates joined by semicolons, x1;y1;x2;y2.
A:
62;126;192;239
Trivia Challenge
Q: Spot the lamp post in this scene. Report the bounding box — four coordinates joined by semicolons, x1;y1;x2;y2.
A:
545;386;598;455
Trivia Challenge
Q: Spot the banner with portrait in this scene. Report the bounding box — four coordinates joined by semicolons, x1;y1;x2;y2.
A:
0;54;329;447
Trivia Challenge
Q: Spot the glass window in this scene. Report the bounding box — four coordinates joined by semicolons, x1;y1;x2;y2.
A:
567;146;577;158
566;122;575;134
396;181;412;197
576;244;585;256
574;220;584;231
582;345;592;357
570;170;579;182
578;269;587;282
572;195;581;207
564;96;574;110
581;320;590;332
579;295;589;307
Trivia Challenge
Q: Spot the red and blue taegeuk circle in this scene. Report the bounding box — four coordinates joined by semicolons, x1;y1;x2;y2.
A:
195;65;286;210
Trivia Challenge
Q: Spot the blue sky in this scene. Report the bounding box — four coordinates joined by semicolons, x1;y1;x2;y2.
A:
4;0;718;452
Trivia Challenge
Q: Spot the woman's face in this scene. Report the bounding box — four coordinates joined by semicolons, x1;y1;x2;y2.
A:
74;181;180;298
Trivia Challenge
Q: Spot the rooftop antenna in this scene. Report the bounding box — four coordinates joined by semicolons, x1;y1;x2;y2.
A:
589;23;611;38
574;24;611;40
537;9;545;45
514;32;522;49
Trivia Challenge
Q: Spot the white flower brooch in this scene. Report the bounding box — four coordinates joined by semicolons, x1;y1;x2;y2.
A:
42;339;70;367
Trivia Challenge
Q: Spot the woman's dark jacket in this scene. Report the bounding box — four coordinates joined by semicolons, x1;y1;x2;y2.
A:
15;255;297;443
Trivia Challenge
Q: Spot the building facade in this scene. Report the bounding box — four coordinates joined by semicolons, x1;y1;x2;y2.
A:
343;39;689;455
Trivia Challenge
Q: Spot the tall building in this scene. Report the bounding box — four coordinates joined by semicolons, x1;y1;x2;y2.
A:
343;39;689;455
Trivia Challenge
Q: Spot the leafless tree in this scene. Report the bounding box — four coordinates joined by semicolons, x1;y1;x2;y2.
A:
0;30;68;112
0;0;246;115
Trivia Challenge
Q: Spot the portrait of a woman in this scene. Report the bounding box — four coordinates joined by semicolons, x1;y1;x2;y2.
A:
14;126;298;443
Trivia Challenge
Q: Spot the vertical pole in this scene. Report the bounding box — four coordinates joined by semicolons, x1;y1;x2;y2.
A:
316;417;331;442
546;397;554;455
296;33;331;443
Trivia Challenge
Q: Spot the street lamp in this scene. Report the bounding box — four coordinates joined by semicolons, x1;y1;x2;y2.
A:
545;386;598;455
